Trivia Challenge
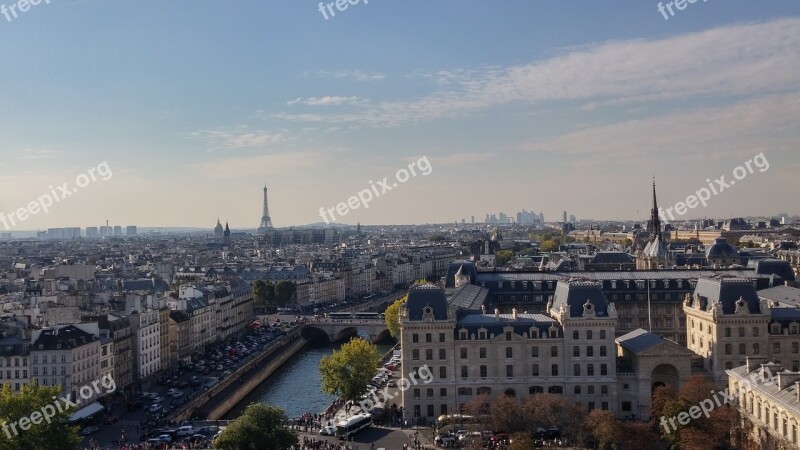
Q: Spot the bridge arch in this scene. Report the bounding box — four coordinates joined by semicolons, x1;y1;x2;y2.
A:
301;321;392;343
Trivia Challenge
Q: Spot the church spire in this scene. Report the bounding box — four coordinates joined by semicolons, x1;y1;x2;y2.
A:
649;177;663;242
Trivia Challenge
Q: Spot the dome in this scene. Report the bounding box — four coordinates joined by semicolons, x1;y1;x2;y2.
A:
705;237;738;257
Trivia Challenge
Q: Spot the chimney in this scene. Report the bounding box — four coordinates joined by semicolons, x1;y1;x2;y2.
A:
777;371;800;390
494;308;500;320
746;357;759;373
512;308;518;320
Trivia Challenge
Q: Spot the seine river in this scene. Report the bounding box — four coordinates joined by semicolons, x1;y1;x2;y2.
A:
224;336;394;419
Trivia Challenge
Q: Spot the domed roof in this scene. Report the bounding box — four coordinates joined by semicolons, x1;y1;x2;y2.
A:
705;237;738;257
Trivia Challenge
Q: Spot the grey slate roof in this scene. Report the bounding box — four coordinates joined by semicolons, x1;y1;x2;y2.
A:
32;325;97;350
551;281;608;317
448;284;489;310
616;328;666;354
758;285;800;308
590;252;634;264
456;313;558;338
693;277;760;314
406;284;449;321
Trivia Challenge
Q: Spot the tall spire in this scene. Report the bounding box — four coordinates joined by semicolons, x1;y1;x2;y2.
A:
258;184;274;232
648;177;663;242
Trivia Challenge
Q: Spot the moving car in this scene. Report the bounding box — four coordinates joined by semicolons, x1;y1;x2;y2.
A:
319;425;336;436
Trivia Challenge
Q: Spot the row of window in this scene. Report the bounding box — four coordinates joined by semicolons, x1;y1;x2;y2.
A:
723;342;799;356
0;370;28;379
0;358;27;367
485;279;693;291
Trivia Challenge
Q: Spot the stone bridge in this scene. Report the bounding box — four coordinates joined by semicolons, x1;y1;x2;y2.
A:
302;319;392;343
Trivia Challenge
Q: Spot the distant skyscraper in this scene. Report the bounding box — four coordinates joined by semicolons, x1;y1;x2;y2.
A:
563;211;567;223
569;215;576;224
258;184;274;232
126;226;137;236
113;226;122;237
471;216;475;224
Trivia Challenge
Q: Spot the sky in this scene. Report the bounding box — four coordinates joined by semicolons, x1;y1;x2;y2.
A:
0;0;799;230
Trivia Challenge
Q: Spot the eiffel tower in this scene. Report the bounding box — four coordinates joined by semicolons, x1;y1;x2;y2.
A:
258;184;274;232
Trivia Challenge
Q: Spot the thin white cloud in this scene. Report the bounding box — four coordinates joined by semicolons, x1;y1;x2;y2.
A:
306;69;386;82
287;96;367;106
524;93;800;164
427;152;496;167
191;129;283;149
190;151;323;179
278;18;800;127
19;149;56;160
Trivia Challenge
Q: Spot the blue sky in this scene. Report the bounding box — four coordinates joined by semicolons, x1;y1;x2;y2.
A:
1;0;799;229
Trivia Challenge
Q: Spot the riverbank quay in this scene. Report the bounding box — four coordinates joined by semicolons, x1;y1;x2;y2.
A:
168;324;306;422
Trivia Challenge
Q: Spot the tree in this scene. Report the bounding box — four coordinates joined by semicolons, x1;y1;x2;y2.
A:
620;421;660;449
491;394;527;433
522;394;586;443
540;239;559;252
622;238;633;248
0;384;81;450
213;403;297;450
494;250;515;266
585;409;622;450
656;376;741;450
253;280;277;313
384;295;406;338
651;384;678;425
508;432;534;450
319;338;381;407
274;281;295;306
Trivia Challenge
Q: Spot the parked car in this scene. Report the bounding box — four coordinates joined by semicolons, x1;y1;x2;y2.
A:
81;426;100;436
149;403;163;413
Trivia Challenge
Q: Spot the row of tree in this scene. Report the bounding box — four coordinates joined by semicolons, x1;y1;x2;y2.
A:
457;392;658;450
252;280;297;311
448;374;753;450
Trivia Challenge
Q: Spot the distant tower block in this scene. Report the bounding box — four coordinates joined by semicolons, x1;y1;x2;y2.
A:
258;184;274;232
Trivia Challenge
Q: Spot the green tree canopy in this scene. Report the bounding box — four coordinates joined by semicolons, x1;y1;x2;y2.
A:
540;239;559;252
384;295;406;338
274;281;296;306
0;383;81;450
494;250;515;266
213;403;297;450
319;338;381;405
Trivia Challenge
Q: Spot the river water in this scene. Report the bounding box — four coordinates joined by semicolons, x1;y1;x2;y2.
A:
224;336;394;420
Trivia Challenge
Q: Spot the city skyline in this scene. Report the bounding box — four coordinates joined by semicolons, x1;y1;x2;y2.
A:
1;2;799;229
